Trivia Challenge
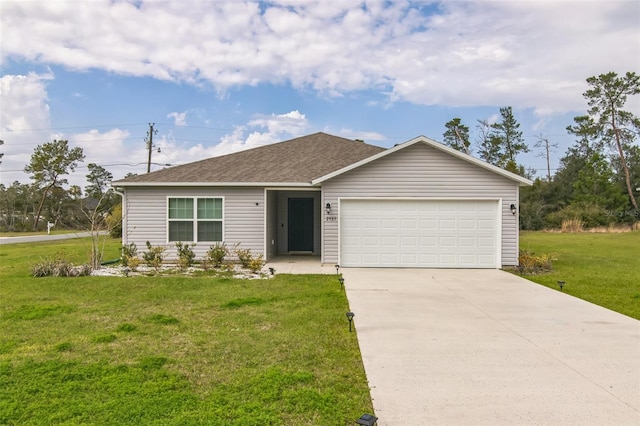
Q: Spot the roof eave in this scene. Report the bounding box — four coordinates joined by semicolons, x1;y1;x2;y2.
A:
111;181;314;188
312;136;533;186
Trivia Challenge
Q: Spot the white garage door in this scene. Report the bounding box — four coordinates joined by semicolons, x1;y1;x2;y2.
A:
340;199;499;268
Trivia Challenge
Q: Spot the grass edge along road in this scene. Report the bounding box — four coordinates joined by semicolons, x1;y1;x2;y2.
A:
0;238;373;425
518;231;640;320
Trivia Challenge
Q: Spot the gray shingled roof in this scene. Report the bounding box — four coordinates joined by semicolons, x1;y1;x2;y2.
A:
113;132;386;185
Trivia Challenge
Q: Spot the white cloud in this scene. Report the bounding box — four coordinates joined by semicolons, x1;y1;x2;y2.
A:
167;111;188;127
0;72;54;186
335;129;386;142
142;110;311;167
2;0;637;117
248;110;308;135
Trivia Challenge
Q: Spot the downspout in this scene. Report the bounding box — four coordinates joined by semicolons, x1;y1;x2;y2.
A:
111;186;126;246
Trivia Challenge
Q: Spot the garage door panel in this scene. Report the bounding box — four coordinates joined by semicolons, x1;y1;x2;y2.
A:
381;236;398;246
439;236;456;247
420;219;437;230
401;219;418;229
340;200;499;268
401;236;417;246
439;219;456;230
459;219;477;230
458;236;476;247
362;218;379;229
478;236;495;247
478;219;496;230
362;236;379;246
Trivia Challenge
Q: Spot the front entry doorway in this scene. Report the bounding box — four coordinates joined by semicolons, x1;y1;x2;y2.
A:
288;198;314;252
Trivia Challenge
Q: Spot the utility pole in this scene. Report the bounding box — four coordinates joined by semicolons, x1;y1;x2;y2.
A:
145;123;158;173
534;134;557;182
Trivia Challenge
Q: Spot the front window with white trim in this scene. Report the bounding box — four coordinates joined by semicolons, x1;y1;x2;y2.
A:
168;197;223;242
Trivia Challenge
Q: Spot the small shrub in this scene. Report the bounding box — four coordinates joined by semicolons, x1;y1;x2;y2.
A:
247;254;265;273
206;242;229;268
518;250;556;274
31;254;92;277
235;247;253;269
126;256;140;270
121;243;138;267
220;261;236;276
143;241;165;270
561;218;583;233
633;221;640;231
175;242;196;270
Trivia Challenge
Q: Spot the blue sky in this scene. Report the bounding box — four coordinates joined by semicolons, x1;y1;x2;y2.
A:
1;0;639;188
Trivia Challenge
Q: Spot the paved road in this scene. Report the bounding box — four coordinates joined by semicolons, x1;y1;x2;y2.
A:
343;268;640;426
0;232;101;245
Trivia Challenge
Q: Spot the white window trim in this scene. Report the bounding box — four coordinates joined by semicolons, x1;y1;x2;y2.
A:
166;196;225;243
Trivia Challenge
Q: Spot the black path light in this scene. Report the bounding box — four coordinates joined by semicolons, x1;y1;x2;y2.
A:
346;312;355;332
338;276;344;289
355;413;378;425
268;267;275;275
558;280;566;291
335;264;340;275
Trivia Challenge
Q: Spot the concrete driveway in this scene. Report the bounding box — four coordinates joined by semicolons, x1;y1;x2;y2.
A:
342;268;639;426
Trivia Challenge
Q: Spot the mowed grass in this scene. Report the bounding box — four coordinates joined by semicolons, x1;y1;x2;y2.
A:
0;238;373;425
519;232;640;320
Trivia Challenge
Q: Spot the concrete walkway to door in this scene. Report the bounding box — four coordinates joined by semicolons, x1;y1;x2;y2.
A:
342;268;639;426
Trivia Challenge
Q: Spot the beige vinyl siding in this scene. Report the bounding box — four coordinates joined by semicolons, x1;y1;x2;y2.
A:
322;143;520;267
123;187;264;261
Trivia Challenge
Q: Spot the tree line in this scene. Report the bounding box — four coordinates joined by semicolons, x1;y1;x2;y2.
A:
0;139;126;233
441;71;639;229
0;71;638;233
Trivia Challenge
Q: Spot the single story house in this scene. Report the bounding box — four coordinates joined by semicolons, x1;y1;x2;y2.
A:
112;132;532;268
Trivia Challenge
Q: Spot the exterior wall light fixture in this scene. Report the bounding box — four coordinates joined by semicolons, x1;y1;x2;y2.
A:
325;202;332;214
510;204;517;215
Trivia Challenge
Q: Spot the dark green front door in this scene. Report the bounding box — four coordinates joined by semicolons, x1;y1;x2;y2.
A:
288;198;314;252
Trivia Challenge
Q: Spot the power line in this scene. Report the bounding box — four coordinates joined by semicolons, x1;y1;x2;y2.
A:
0;123;149;132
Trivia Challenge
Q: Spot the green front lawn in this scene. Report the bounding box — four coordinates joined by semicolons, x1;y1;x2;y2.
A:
0;238;373;425
518;231;640;320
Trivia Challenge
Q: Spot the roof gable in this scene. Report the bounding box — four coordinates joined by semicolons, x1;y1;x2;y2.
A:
312;135;533;186
113;132;385;186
